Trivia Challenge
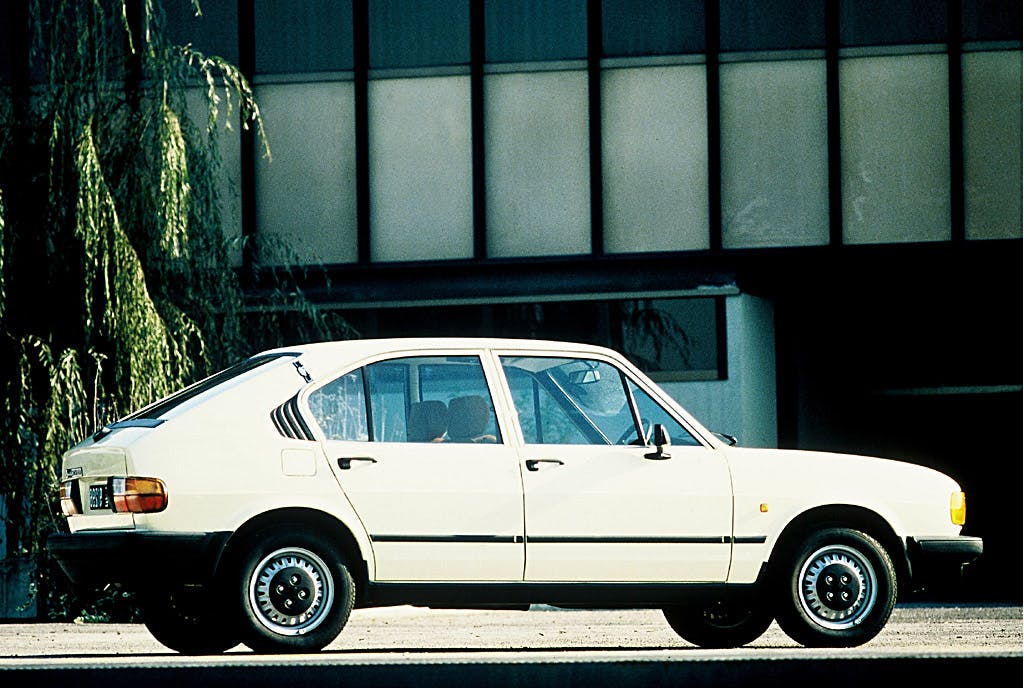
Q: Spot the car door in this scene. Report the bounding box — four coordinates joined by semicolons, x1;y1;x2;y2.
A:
307;352;525;582
496;353;733;583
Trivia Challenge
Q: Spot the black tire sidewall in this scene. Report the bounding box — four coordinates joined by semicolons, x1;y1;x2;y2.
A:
663;601;774;648
140;587;241;655
234;530;354;653
773;527;896;648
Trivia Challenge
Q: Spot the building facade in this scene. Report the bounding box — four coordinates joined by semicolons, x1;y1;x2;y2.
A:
5;1;1021;601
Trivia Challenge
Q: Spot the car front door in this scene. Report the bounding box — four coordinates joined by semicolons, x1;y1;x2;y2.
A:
496;353;733;583
308;353;524;582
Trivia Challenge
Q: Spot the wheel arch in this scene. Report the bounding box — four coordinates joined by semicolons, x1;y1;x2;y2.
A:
766;504;911;592
216;507;370;605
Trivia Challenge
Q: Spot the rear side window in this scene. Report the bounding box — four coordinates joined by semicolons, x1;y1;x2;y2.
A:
309;355;502;444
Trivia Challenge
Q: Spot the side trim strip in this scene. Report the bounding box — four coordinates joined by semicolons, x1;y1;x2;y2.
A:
369;535;768;545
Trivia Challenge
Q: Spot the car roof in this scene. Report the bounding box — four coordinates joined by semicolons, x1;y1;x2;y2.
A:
259;337;622;363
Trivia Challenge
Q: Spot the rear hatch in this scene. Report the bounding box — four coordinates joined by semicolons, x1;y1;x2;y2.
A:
60;445;135;531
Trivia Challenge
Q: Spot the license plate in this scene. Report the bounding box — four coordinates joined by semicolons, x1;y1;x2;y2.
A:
89;484;110;510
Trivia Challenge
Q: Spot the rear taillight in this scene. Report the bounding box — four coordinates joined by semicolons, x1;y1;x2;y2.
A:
60;480;82;516
111;477;168;513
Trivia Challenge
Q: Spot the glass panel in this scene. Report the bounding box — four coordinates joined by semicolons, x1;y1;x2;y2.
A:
602;0;705;57
255;82;358;264
255;0;353;74
618;299;720;382
309;369;368;441
720;0;826;52
962;0;1023;42
840;54;951;244
503;366;590;444
366;356;500;443
369;76;473;261
369;0;469;68
839;0;947;47
485;70;590;257
163;0;239;64
485;0;587;63
602;65;709;253
499;357;634;445
963;50;1023;240
720;59;829;248
627;380;700;446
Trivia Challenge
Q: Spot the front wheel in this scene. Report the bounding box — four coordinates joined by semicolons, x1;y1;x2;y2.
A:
663;600;773;648
772;527;897;648
234;530;355;653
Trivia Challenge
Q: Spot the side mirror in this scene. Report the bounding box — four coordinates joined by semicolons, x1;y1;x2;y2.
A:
644;423;672;460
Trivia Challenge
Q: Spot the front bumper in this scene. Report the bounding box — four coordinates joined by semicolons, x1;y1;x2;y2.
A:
46;530;231;589
906;535;984;590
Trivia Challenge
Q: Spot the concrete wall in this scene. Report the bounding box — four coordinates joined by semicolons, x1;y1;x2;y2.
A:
662;294;778;448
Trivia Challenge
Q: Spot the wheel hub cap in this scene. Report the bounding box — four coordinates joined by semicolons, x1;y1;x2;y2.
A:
798;544;877;630
249;548;334;636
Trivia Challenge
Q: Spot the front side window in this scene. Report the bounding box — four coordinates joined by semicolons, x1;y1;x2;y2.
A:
309;355;501;444
500;356;700;447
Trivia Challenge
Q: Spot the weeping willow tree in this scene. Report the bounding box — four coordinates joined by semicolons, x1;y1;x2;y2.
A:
0;1;347;619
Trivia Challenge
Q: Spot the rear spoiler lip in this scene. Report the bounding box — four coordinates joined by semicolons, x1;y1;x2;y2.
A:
92;418;166;441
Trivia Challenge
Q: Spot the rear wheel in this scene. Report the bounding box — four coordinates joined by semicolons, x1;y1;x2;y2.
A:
140;586;241;655
773;527;897;647
234;530;355;653
663;599;773;648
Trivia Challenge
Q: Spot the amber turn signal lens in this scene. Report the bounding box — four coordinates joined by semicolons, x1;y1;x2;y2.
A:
950;491;966;526
111;477;167;513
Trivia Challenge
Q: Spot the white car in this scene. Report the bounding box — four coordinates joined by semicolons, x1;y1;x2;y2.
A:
48;338;982;654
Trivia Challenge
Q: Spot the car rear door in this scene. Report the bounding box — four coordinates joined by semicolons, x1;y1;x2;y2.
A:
309;351;525;582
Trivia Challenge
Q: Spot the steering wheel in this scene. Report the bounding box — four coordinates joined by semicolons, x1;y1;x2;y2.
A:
616;418;653;445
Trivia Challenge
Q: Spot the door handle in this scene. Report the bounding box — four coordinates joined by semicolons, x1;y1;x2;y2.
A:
525;459;564;472
338;456;378;470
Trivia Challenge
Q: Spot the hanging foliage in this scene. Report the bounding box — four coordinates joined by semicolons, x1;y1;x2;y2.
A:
0;1;345;620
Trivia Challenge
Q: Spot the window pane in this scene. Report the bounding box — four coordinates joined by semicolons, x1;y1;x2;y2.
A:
486;0;587;63
602;65;709;253
627;380;700;446
720;0;826;52
619;299;720;382
309;369;368;441
366;356;500;443
500;357;633;445
963;50;1023;240
485;70;591;257
369;0;469;68
364;358;499;444
839;0;947;47
255;82;358;264
503;366;590;444
602;0;705;57
370;76;473;261
840;54;951;244
962;0;1023;42
721;59;829;248
163;0;239;64
255;0;353;74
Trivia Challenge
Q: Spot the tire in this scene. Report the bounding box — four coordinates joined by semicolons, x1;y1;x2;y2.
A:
663;600;773;648
234;529;355;653
772;527;897;648
140;586;241;655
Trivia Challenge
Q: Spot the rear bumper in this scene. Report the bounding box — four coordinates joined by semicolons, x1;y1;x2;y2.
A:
46;530;231;589
906;535;984;590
